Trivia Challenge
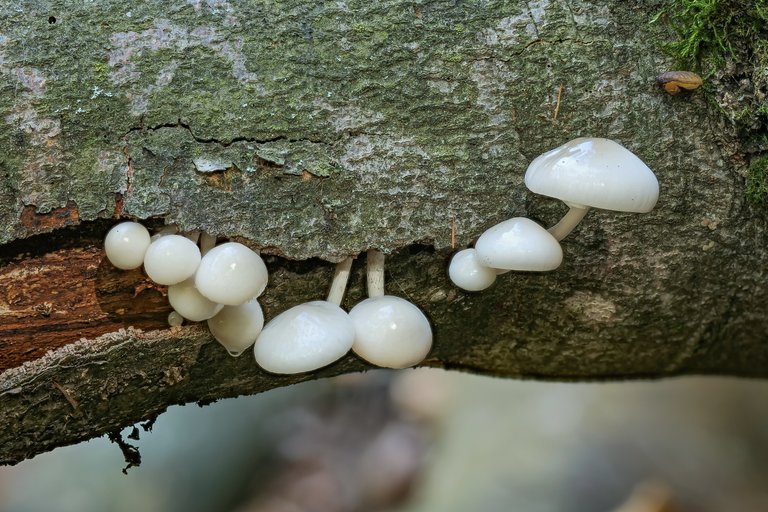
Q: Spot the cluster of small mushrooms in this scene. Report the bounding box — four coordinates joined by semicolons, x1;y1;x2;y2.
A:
104;136;658;374
448;137;660;291
104;225;432;374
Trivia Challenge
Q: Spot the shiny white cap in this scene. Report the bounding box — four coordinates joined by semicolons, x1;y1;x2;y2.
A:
475;217;562;271
349;295;433;369
525;137;659;212
207;298;265;356
195;242;268;306
448;248;497;291
104;222;151;270
254;301;354;374
168;278;224;322
143;234;201;285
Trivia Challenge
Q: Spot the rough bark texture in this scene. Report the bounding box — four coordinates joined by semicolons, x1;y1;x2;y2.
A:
1;0;767;464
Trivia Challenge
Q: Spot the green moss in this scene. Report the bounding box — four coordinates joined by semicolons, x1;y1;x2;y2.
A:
653;1;768;127
746;156;768;207
653;0;768;66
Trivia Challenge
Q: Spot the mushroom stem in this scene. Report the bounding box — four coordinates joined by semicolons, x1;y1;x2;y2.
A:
547;205;591;241
151;224;179;241
185;230;201;244
326;257;354;306
199;232;217;255
366;249;386;298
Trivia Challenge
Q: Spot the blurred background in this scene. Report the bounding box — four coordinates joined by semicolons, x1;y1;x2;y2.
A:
1;370;767;512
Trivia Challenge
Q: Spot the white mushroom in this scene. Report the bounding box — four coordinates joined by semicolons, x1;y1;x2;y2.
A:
349;249;433;369
474;217;563;271
104;221;151;270
207;298;265;356
195;242;268;306
254;258;355;374
167;311;184;327
448;248;497;291
525;137;660;240
168;278;224;321
143;234;201;285
254;300;354;374
150;224;179;241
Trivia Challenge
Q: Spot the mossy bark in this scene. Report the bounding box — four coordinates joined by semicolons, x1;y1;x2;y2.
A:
1;0;767;464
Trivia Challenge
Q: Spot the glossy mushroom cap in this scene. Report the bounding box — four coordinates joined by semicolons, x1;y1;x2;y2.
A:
195;242;268;306
104;222;151;270
143;234;202;285
168;278;224;322
474;217;562;271
207;298;265;356
448;248;497;291
253;301;355;374
525;137;659;212
349;295;433;369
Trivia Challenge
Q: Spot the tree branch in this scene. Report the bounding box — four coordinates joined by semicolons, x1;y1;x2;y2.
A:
1;0;767;464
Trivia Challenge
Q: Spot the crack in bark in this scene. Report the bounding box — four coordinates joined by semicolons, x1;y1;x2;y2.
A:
473;37;600;62
125;118;334;148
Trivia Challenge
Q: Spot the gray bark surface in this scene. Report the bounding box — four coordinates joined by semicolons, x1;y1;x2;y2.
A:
1;0;766;464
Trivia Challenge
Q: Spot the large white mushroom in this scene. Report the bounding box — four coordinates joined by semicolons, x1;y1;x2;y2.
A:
525;137;660;240
349;249;432;369
253;257;356;374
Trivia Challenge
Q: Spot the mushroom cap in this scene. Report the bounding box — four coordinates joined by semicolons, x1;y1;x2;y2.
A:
525;137;659;212
349;295;433;369
448;248;497;291
195;242;268;306
207;298;265;356
104;221;151;270
168;278;224;322
167;311;184;327
474;217;563;271
143;234;201;285
253;300;354;374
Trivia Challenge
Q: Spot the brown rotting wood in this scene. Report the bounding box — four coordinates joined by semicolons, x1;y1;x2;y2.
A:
0;246;171;372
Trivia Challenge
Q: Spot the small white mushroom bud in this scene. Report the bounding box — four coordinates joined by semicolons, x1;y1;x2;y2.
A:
207;298;265;356
168;278;224;322
143;234;202;285
448;248;497;291
195;242;268;306
104;221;151;270
167;311;184;327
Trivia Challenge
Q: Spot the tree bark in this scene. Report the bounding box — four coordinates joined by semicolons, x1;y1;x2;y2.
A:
1;0;766;464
